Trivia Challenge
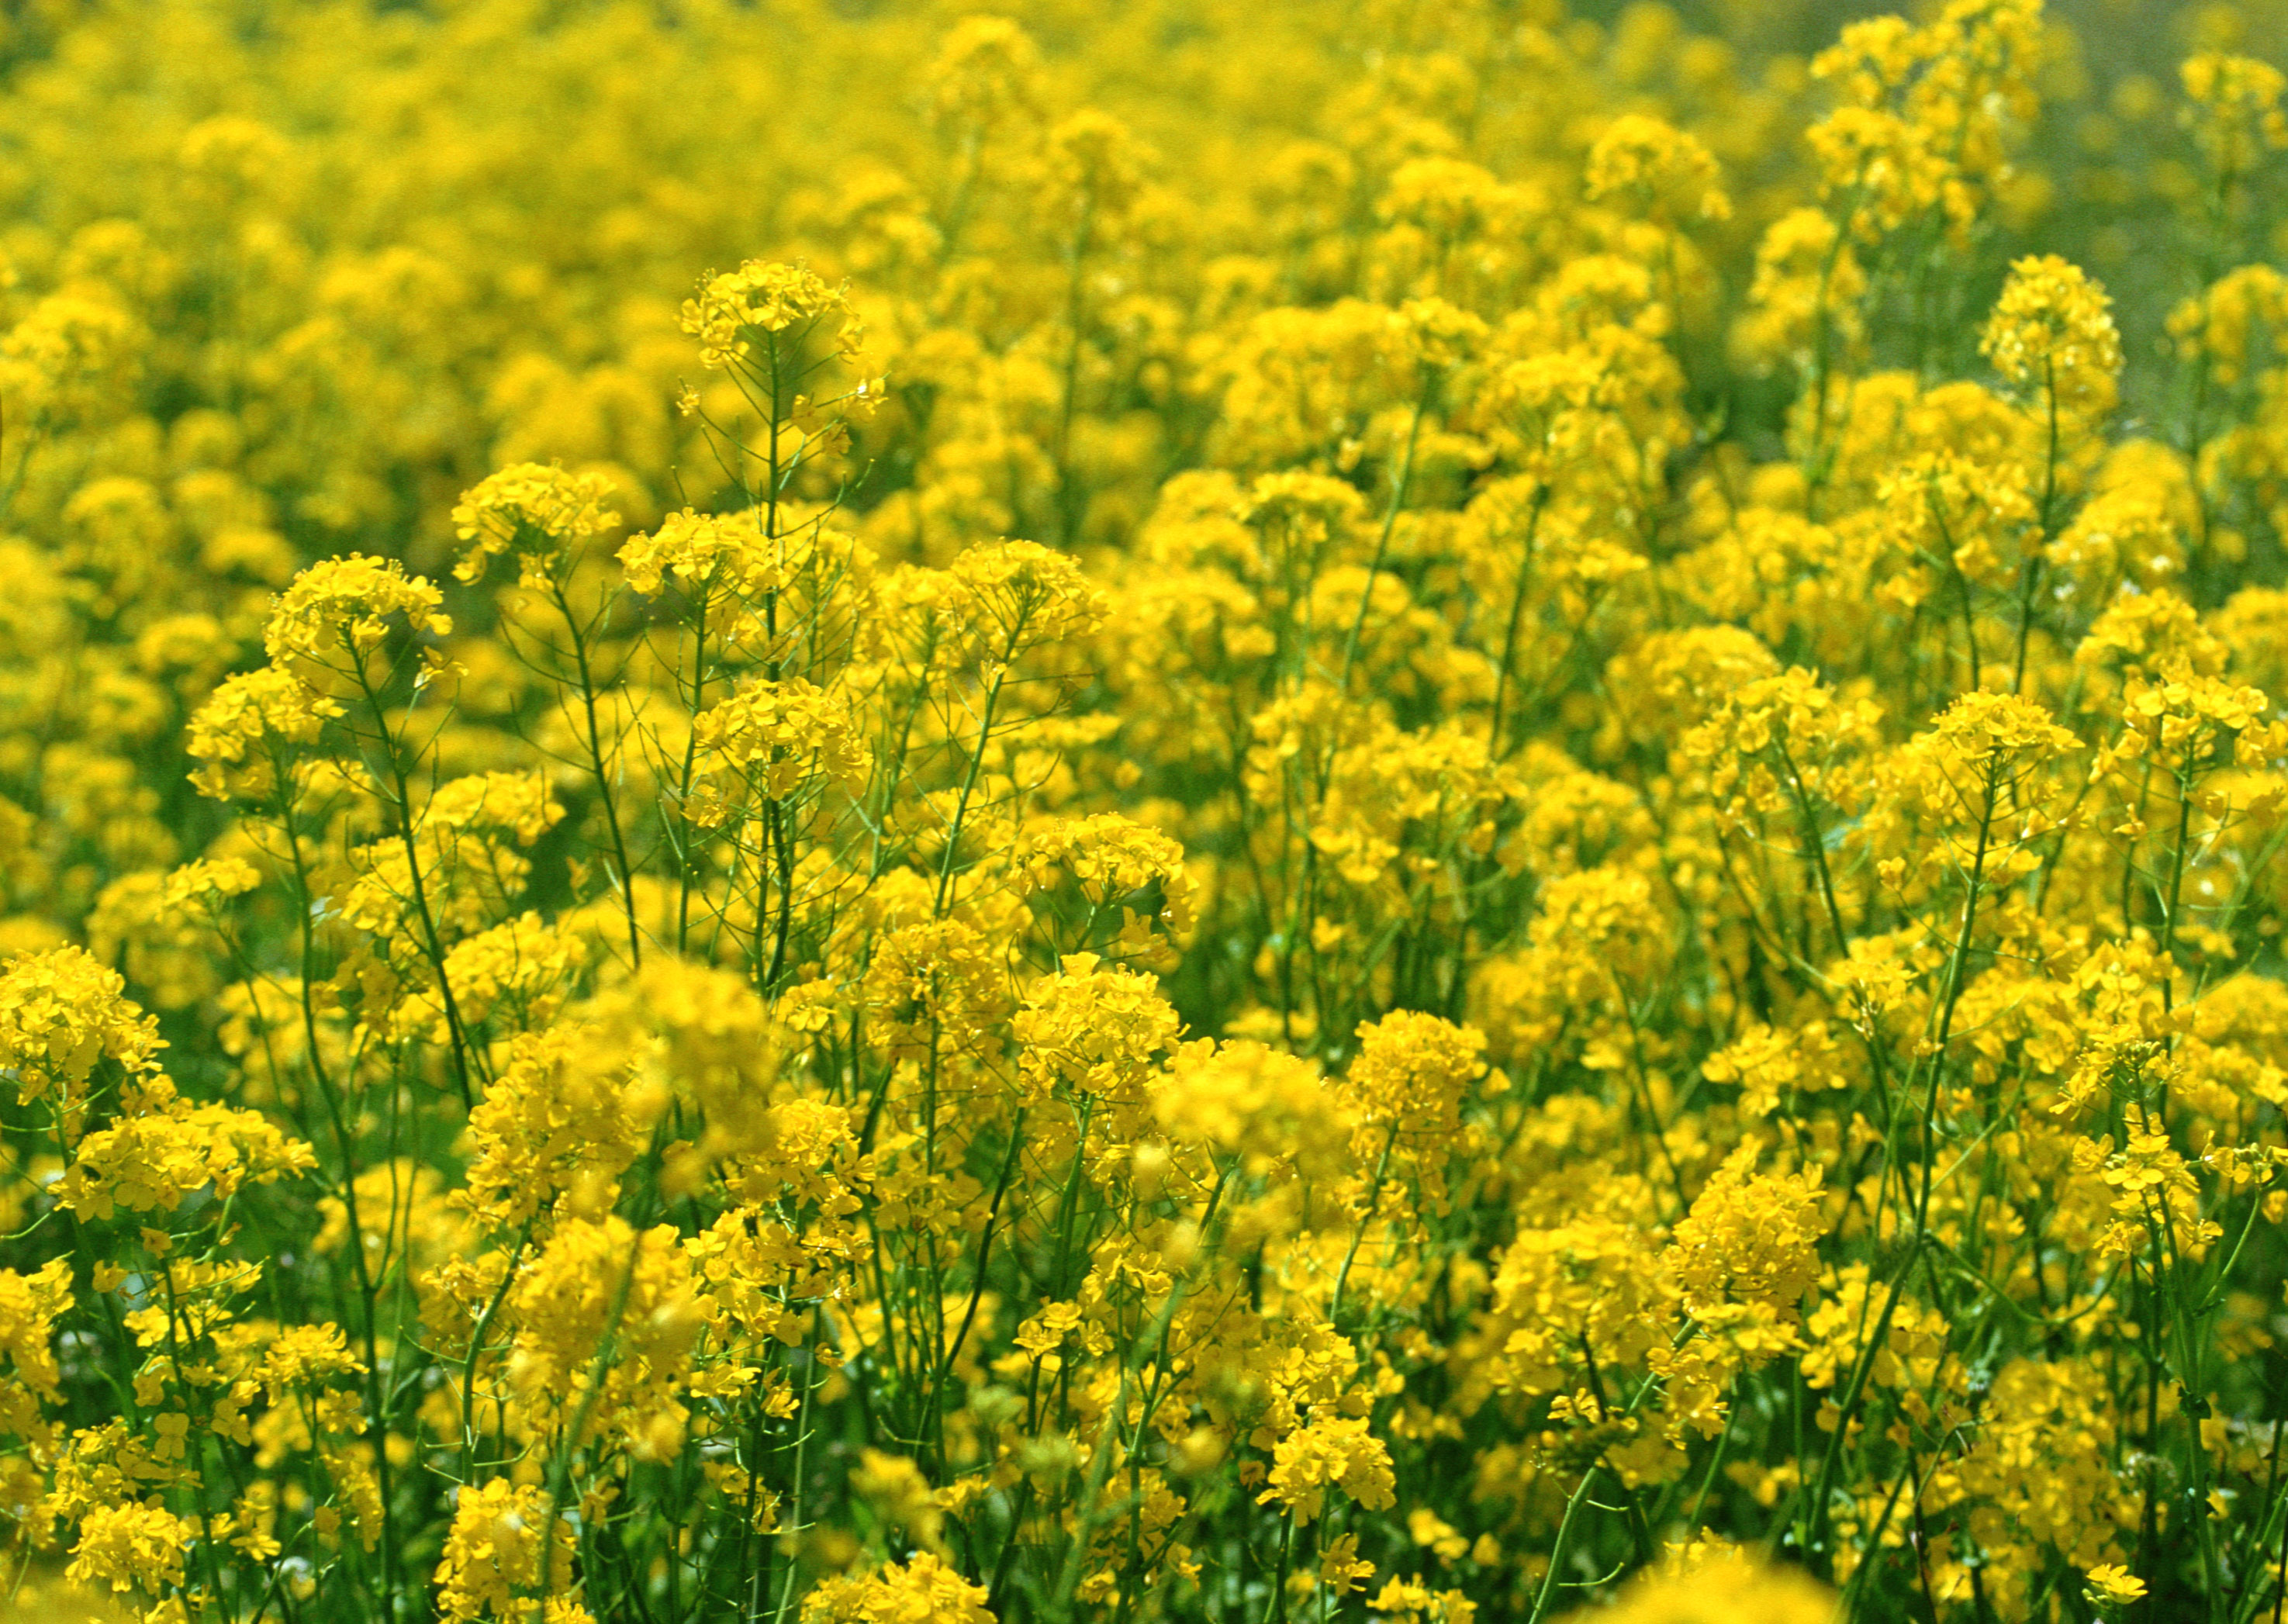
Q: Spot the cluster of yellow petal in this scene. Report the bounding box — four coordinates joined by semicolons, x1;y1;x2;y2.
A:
0;1;2285;1622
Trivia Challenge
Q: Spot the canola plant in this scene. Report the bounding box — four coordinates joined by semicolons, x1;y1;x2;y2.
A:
0;0;2285;1619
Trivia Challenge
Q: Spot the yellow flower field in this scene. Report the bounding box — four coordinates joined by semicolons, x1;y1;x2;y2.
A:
0;0;2285;1619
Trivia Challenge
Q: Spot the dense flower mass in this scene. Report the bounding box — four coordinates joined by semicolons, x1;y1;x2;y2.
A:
4;1;2288;1621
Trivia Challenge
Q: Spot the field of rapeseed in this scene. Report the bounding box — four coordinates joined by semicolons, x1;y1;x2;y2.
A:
3;0;2288;1619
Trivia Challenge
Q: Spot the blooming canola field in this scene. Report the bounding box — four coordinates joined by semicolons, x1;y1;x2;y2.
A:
2;0;2288;1619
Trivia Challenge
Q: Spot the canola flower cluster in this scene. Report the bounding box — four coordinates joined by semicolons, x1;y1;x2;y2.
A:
0;0;2286;1620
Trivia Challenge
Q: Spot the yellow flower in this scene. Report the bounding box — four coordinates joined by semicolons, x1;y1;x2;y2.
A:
263;555;452;687
681;260;862;373
1260;1416;1396;1525
1585;114;1731;223
452;462;620;586
434;1478;586;1623
1981;254;2123;416
800;1553;995;1624
2082;1562;2147;1607
686;678;873;826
